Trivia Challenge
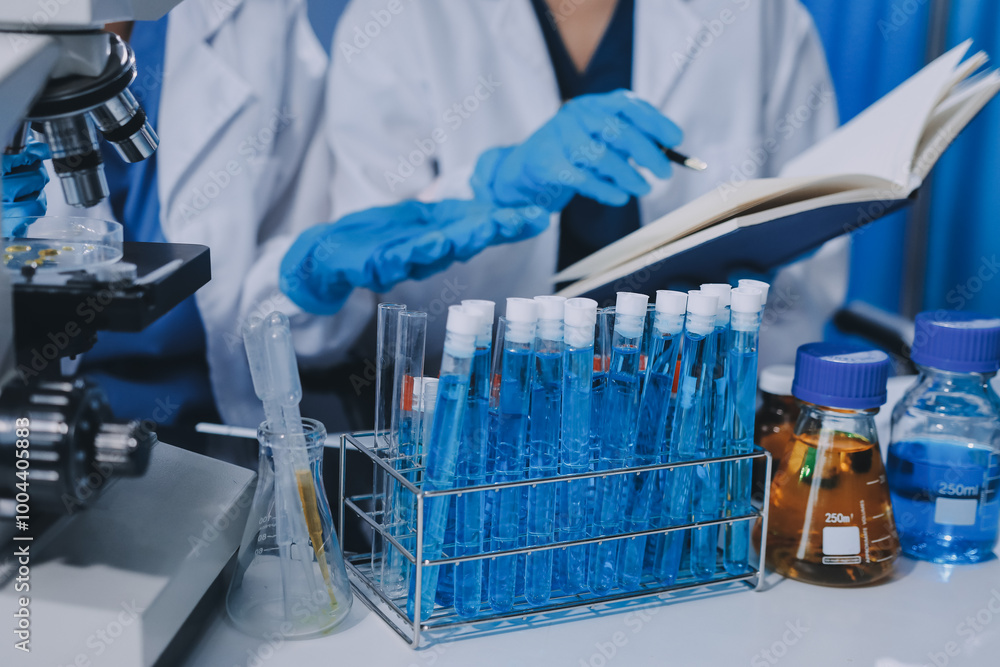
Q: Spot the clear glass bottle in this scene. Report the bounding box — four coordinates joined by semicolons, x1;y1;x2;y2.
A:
227;418;353;638
766;343;900;586
887;311;1000;564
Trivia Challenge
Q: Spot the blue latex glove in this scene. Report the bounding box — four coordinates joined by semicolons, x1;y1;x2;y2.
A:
471;89;683;212
2;142;51;234
281;199;550;315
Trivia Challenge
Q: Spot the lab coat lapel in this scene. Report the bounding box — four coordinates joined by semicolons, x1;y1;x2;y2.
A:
493;0;561;107
158;0;252;227
632;0;703;107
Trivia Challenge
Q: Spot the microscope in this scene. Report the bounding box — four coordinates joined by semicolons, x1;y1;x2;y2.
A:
0;5;254;665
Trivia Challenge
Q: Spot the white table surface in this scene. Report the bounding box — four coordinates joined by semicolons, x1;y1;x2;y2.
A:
182;376;1000;667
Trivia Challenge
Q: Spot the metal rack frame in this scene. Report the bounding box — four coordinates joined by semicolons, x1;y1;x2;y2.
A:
339;432;772;648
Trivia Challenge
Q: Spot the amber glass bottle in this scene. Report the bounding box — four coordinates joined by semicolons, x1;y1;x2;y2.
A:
764;343;900;587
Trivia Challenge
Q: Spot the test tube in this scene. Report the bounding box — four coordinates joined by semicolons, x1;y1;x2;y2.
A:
525;296;565;606
373;303;406;582
407;306;480;622
454;300;495;618
654;290;719;584
557;298;598;595
381;310;428;598
488;299;538;613
590;307;613;467
689;284;732;579
723;285;765;575
589;292;648;595
619;290;687;589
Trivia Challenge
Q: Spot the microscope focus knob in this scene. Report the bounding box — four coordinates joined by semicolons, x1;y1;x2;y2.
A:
94;420;155;477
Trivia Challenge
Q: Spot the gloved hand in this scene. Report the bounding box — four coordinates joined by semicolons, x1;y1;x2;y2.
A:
2;142;51;235
471;89;683;212
281;199;550;315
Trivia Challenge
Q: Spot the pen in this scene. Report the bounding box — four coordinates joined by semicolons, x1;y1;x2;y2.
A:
661;146;708;171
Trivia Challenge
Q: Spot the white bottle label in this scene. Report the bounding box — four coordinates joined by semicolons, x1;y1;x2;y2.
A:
822;526;861;555
934;497;978;526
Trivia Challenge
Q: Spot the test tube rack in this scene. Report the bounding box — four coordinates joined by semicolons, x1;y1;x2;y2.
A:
339;432;771;648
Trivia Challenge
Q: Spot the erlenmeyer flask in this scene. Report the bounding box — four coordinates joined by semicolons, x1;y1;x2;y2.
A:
227;418;353;638
765;343;900;587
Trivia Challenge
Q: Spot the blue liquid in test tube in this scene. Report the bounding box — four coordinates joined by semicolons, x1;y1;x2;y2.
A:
525;296;565;605
454;300;495;618
690;284;732;580
654;290;719;584
407;306;480;622
557;298;598;594
488;299;538;612
589;292;648;595
723;286;765;574
620;291;686;590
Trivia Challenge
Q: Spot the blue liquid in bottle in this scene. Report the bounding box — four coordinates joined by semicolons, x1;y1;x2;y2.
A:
888;440;1000;563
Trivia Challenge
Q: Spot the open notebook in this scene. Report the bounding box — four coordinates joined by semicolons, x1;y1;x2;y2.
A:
555;40;1000;301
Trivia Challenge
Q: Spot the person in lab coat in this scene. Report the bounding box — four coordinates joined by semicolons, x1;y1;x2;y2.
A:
315;0;846;368
32;0;360;430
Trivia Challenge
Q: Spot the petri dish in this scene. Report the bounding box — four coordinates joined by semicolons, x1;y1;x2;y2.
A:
2;216;124;272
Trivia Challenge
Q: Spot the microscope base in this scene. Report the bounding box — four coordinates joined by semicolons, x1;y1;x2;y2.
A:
0;443;255;666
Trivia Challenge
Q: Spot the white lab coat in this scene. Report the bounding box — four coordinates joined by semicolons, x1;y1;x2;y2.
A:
325;0;846;367
45;0;363;427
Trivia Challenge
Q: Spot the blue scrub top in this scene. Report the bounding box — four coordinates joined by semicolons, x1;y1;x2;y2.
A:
529;0;640;271
84;16;214;424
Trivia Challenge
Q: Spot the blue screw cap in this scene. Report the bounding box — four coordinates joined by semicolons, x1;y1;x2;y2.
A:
910;310;1000;373
792;342;890;410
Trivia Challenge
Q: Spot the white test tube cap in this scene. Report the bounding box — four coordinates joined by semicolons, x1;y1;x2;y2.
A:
534;295;567;321
565;297;598;328
506;297;538;323
739;279;771;304
686;290;718;318
655;290;687;316
700;283;732;307
445;304;482;336
731;286;763;313
420;377;440;412
615;292;649;317
461;299;495;325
